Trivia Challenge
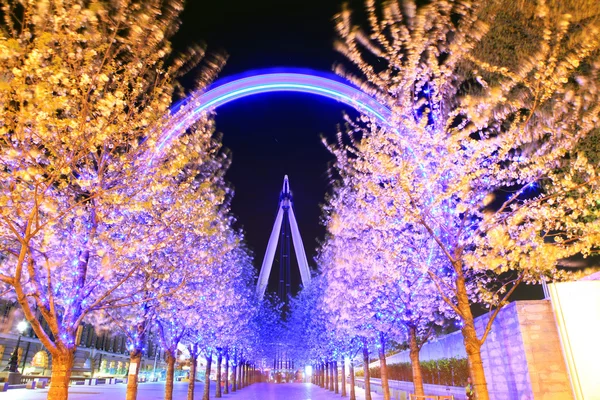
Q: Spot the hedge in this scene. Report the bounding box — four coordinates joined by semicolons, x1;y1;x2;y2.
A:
356;357;469;387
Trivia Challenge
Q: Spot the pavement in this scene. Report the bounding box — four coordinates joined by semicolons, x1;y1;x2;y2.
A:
0;382;384;400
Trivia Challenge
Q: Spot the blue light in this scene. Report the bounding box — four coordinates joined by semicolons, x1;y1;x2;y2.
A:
152;71;393;160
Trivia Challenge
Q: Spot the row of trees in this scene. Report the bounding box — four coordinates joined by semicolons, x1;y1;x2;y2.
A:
0;1;265;400
288;1;600;400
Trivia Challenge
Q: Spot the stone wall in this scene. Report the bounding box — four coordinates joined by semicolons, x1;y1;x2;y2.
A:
476;301;533;399
517;301;573;400
369;300;573;400
476;300;572;400
379;330;467;365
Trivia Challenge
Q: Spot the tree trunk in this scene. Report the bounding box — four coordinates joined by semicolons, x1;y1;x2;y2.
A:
316;364;320;386
232;363;237;392
341;358;346;397
126;349;143;400
224;352;229;394
455;265;489;400
321;362;326;388
408;325;425;397
237;362;244;390
334;360;339;394
330;361;335;391
378;333;391;400
187;352;198;400
165;350;176;400
203;353;212;400
317;364;321;386
463;320;486;400
349;359;356;400
363;343;372;400
47;348;75;400
243;362;246;388
238;361;243;389
216;352;222;398
325;361;329;389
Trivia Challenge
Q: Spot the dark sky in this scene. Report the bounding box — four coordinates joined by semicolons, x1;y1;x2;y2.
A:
173;0;363;296
172;0;545;302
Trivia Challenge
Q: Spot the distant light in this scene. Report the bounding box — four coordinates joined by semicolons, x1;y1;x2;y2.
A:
305;365;313;376
17;320;28;334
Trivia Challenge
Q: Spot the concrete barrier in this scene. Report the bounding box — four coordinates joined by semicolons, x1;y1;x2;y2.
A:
356;378;463;400
25;381;36;389
34;379;47;389
0;382;9;392
391;389;408;399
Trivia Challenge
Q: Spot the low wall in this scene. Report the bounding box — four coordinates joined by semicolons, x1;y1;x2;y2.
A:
356;377;465;400
369;300;573;400
378;331;466;365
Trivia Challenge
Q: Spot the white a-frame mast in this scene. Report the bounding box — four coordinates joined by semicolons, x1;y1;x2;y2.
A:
256;175;311;300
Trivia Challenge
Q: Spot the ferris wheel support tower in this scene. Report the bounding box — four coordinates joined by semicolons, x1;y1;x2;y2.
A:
256;175;311;300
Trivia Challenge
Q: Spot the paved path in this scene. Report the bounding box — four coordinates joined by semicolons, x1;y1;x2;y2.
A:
0;382;383;400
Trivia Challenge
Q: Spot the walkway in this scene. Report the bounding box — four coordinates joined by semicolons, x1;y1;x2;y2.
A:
0;382;383;400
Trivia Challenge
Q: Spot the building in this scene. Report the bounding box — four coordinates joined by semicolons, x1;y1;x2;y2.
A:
0;299;167;380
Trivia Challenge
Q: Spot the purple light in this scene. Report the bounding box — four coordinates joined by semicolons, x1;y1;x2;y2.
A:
153;71;392;157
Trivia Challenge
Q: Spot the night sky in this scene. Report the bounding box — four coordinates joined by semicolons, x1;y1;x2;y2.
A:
173;0;363;296
172;0;545;302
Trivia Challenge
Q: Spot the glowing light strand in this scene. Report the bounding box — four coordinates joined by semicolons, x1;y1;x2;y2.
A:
154;72;393;155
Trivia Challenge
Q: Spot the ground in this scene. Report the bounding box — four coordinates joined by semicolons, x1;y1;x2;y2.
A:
0;382;383;400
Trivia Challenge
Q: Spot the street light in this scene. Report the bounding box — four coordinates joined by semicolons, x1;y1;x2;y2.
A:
7;320;28;373
17;320;28;334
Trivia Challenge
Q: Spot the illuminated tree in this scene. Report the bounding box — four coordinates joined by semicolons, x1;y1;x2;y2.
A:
95;125;228;400
248;294;284;376
286;274;352;396
0;1;223;399
318;177;455;398
212;244;256;399
181;235;257;400
332;0;600;398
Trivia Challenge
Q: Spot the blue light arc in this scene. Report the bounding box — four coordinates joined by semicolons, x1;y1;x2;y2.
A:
156;70;392;153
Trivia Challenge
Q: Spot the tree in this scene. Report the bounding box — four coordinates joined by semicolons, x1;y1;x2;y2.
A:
320;148;457;397
332;0;600;398
97;123;228;400
182;232;257;400
248;294;284;380
0;1;222;398
286;272;361;397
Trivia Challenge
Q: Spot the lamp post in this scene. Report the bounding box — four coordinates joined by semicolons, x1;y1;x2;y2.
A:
7;320;29;373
